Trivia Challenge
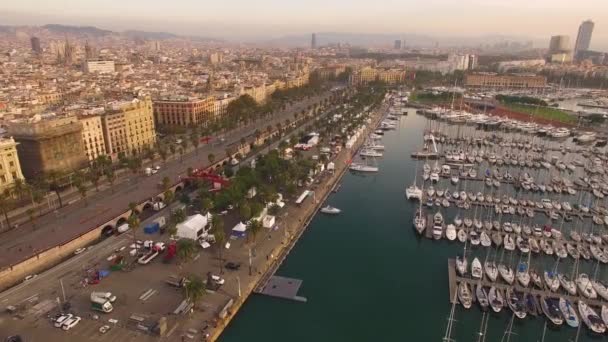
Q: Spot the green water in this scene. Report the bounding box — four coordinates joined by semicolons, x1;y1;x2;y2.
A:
220;111;608;342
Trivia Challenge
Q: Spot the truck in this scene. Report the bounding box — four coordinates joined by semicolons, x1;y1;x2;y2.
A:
143;216;166;234
90;292;114;313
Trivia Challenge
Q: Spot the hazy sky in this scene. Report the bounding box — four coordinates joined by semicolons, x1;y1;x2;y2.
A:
1;0;607;48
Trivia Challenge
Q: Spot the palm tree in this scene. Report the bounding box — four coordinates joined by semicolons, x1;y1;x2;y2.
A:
190;132;200;155
201;198;213;214
163;190;175;207
0;192;14;227
247;219;263;245
127;214;140;242
72;170;88;206
128;202;138;216
45;171;65;208
12;178;26;200
207;153;215;166
177;239;197;264
88;168;102;191
104;168;116;193
183;274;206;307
214;228;226;274
162;176;171;191
239;202;251;221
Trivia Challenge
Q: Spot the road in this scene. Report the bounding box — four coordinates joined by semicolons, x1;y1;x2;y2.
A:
0;92;334;271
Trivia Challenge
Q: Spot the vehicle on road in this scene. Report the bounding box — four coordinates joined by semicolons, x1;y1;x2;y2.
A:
209;274;225;285
99;325;111;334
225;262;241;271
23;274;37;282
62;316;82;330
74;247;87;255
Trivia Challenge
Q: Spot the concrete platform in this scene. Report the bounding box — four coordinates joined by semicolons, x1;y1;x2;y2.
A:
255;276;307;302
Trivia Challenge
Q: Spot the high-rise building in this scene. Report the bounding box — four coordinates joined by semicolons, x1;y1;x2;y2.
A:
30;36;41;54
311;33;317;49
8;117;87;180
574;20;594;56
394;39;402;50
548;35;570;54
468;55;478;70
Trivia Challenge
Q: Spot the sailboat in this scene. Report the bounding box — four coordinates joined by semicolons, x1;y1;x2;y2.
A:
506;288;527;319
541;296;564;326
446;224;457;241
349;156;379;172
456;254;468;276
476;285;489;311
516;262;530;287
498;263;515;285
579;301;606;333
432;212;443;240
413;204;426;235
406;158;423;200
577;273;598;299
488;287;504;313
558;298;579;328
471;257;483;280
458;282;473;309
484;261;498;282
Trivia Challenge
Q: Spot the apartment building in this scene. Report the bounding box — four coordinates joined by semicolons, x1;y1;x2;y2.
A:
465;73;547;89
0;138;25;193
153;95;215;126
79;115;106;161
102;97;156;159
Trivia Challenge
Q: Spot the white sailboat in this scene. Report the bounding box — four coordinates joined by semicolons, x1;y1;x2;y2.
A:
471;257;483;280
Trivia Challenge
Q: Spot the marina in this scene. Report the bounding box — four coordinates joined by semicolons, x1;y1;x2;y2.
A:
222;98;608;342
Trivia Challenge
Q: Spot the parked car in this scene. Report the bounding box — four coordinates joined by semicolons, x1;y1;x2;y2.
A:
62;316;82;330
225;262;241;271
23;274;37;282
99;325;111;334
74;247;87;255
54;314;73;328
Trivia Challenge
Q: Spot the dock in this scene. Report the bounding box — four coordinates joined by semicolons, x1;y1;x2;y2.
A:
447;258;608;307
255;276;307;302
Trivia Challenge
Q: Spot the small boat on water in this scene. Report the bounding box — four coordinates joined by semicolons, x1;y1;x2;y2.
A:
506;288;527;319
458;282;473;309
320;205;341;214
488;287;504;313
558;274;577;296
484;261;498;282
471;258;483;280
559;298;579;328
525;293;540;316
446;224;457;241
516;263;530;287
530;269;543;289
592;280;608;301
498;263;514;285
577;274;598;299
476;285;489;311
432;212;443;240
456;254;468;276
544;271;560;292
579;301;606;334
541;296;564;326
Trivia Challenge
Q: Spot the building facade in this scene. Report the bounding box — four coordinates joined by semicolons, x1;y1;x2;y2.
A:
350;67;406;85
465;73;547;89
84;60;115;74
0;138;25;193
153;96;216;126
102;97;156;159
549;35;570;54
9;117;87;179
79;115;106;161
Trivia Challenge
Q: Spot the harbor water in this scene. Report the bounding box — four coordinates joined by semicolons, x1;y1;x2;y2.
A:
220;109;608;342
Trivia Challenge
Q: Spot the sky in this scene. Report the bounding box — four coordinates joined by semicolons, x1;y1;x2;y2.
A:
1;0;607;49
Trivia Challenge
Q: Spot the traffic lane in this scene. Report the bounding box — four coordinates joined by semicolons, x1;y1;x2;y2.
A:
0;94;333;268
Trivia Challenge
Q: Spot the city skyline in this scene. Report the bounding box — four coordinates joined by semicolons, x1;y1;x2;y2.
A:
1;0;607;49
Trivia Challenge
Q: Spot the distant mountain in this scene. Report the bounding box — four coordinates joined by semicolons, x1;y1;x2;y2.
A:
0;24;220;42
43;24;113;37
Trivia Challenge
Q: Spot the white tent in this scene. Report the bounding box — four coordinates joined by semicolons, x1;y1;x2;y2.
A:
176;213;212;240
263;215;276;229
231;222;247;238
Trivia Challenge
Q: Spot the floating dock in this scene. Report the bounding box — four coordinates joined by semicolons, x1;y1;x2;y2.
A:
255;276;307;302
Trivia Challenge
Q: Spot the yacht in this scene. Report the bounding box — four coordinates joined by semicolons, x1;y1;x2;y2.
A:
320;205;341;214
516;263;530;287
498;264;514;284
432;212;443;240
484;261;498;282
506;288;527;319
579;301;606;334
476;285;489;311
544;271;560;292
577;274;598;299
359;149;383;158
349;163;379;173
445;224;457;241
558;274;577;296
457;229;467;243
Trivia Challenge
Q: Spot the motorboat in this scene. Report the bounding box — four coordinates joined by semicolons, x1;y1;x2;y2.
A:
470;231;480;246
453;215;462;227
446;224;457;241
484;261;498;282
559;298;580;328
506;288;527;319
476;285;489;311
491;232;502;247
471;258;483;280
503;234;515;251
530;269;543;289
320;205;341;214
541;296;564;326
349;163;379;172
480;231;491;247
463;218;473;228
458;282;473;309
488;287;504;313
432;212;443;240
359;149;383;157
578;301;606;334
577;274;598;299
498;264;514;284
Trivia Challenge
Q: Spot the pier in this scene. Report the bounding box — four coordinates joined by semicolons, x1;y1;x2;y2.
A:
447;259;608;308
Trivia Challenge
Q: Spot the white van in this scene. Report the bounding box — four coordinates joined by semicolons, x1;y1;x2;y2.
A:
62;316;82;330
54;314;73;328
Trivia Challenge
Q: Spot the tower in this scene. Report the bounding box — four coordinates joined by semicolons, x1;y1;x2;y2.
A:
30;36;41;54
311;33;317;49
574;20;594;57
